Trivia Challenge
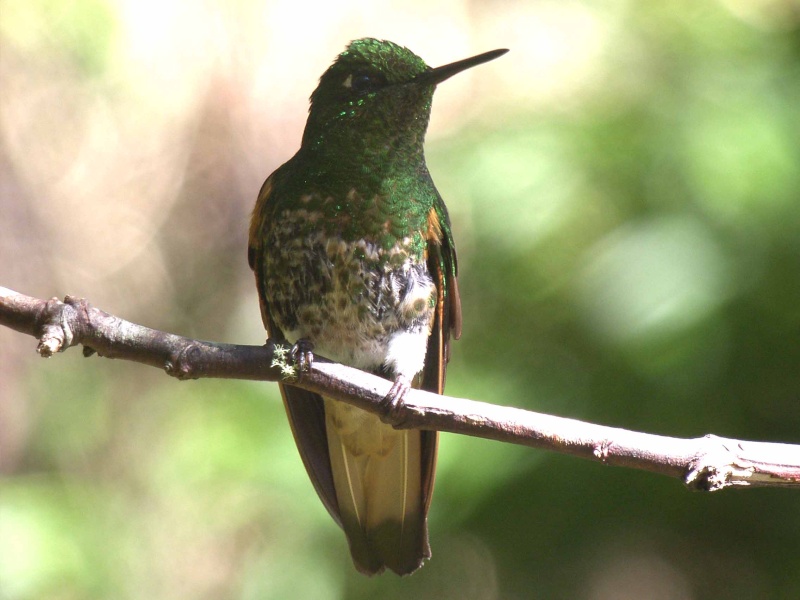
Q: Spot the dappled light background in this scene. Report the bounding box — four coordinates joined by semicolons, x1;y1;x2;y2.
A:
2;1;800;598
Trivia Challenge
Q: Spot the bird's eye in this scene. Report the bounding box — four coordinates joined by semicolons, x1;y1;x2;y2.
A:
343;71;386;93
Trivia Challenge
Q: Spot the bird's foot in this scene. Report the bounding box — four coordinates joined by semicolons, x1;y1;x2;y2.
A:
290;338;315;375
380;375;411;426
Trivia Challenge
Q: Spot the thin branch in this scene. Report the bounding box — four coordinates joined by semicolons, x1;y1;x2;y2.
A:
2;286;799;491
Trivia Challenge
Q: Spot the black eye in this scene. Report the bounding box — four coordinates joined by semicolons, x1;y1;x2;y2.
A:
351;73;374;91
345;71;386;93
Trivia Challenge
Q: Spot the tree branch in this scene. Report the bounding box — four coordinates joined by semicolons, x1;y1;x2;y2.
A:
3;286;799;491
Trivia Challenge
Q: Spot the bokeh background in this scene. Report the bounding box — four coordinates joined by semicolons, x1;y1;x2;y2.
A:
2;1;800;598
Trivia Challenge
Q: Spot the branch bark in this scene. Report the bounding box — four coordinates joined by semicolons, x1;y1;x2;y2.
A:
3;285;799;491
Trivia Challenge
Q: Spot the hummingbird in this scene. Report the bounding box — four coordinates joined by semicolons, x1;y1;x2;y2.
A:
248;38;506;576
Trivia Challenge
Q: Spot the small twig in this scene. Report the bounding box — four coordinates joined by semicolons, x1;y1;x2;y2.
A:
2;286;799;491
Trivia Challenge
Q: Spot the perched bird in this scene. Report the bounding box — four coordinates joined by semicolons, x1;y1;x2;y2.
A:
248;38;506;575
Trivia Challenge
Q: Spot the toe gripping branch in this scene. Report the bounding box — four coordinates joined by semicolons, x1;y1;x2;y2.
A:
290;338;315;374
280;336;411;428
380;375;412;426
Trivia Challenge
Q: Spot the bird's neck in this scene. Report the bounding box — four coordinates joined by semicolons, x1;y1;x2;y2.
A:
303;126;425;175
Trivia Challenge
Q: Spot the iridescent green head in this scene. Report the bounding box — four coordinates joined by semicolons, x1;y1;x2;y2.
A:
300;38;508;158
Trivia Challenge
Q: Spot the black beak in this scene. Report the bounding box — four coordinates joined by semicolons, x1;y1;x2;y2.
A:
415;48;508;86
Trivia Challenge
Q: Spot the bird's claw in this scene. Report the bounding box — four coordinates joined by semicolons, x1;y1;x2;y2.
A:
291;338;315;374
381;375;411;425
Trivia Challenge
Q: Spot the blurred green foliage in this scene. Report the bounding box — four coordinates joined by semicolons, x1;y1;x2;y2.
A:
2;1;800;598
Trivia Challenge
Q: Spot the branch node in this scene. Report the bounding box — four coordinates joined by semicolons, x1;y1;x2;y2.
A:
593;440;612;463
37;296;78;357
685;435;756;491
165;343;203;380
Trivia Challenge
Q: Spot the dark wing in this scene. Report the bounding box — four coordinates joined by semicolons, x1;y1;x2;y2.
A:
248;173;341;525
418;204;463;514
422;203;462;394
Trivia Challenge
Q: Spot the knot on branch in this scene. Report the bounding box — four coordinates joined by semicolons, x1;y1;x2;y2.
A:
593;439;612;462
165;343;203;380
685;435;755;491
37;295;89;357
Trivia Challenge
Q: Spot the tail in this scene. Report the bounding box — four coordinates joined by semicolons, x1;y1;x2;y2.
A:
324;398;432;575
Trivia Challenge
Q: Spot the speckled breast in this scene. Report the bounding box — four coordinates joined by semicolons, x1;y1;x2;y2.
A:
263;208;436;372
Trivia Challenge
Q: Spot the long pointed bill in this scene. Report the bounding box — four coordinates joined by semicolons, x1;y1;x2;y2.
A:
415;48;508;86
